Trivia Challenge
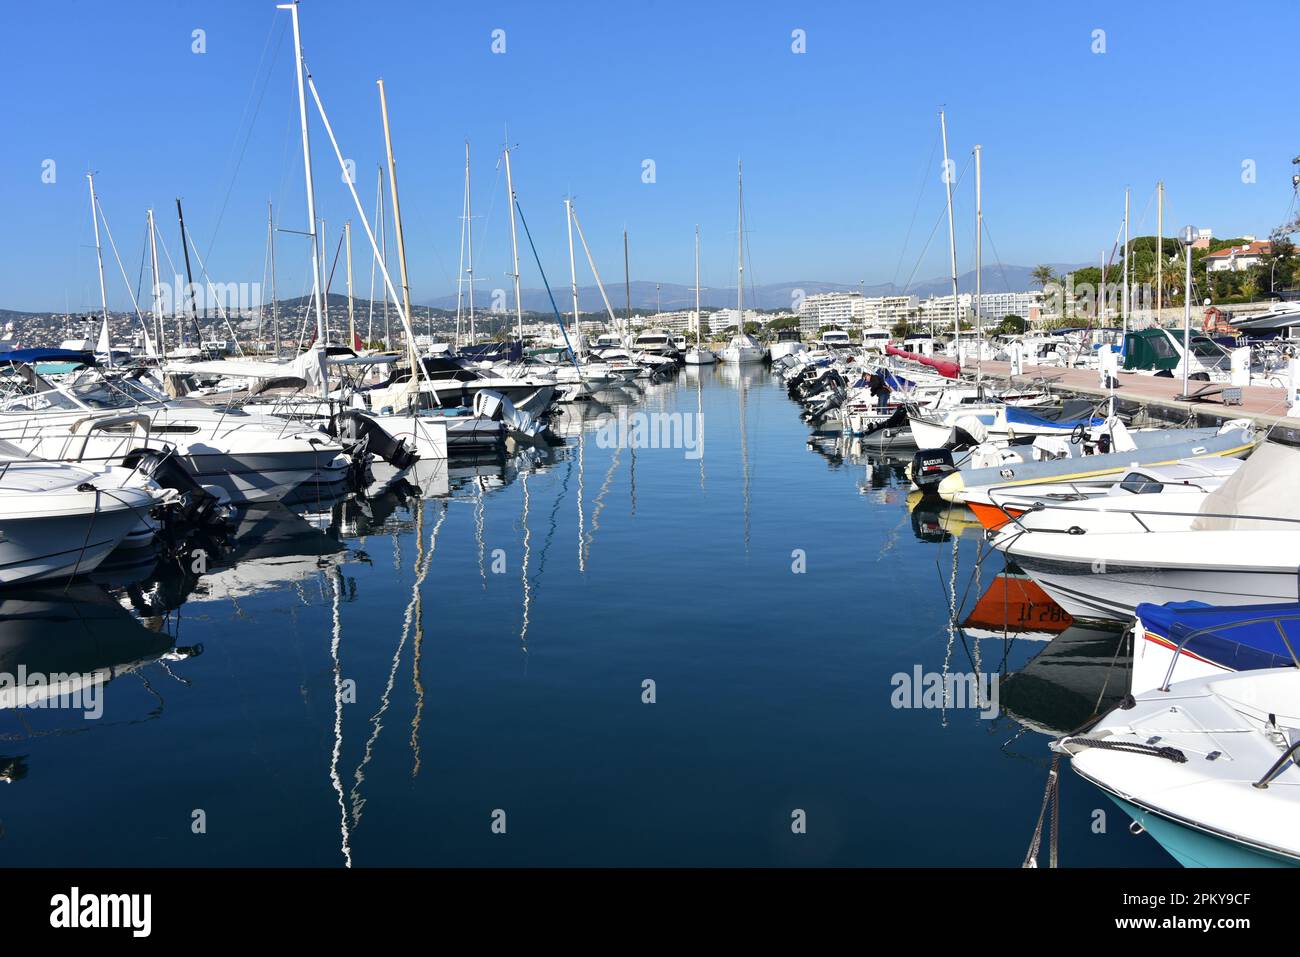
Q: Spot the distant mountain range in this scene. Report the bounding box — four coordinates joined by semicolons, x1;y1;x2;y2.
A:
419;263;1088;313
0;263;1086;322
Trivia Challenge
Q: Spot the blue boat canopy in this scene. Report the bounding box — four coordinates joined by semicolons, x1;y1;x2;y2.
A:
1136;601;1300;674
1004;405;1102;430
0;348;97;366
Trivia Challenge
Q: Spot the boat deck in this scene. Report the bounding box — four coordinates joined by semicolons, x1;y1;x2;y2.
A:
976;361;1300;436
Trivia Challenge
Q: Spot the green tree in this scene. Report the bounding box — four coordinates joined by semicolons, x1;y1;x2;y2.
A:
1031;264;1057;289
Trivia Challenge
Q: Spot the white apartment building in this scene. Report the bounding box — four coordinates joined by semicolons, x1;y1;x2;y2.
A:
917;291;1041;329
797;292;918;335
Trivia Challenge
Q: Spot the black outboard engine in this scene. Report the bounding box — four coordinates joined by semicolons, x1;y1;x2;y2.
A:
331;410;419;471
910;447;958;495
121;448;230;527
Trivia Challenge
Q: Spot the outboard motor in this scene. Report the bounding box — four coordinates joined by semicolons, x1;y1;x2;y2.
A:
121;448;231;528
331;410;419;471
909;447;958;495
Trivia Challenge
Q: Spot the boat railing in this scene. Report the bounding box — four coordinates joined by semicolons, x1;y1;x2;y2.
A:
1156;612;1300;693
986;483;1300;537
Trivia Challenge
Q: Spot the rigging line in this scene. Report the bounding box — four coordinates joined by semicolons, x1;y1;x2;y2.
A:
891;130;941;291
182;228;247;355
204;15;287;262
899;154;973;295
92;197;155;345
134;220;148;307
980;219;1013;294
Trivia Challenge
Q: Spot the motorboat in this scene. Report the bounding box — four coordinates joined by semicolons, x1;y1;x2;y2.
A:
989;439;1299;622
768;328;805;362
1130;600;1300;696
0;446;173;586
1054;667;1300;867
0;352;352;503
920;420;1256;504
965;458;1242;533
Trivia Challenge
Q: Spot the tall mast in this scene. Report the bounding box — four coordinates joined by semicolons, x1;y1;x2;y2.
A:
623;228;631;341
320;218;328;343
503;145;524;347
736;160;744;330
973;143;982;393
278;0;326;359
378;165;390;349
1156;180;1164;319
345;220;355;349
465;141;476;346
147;207;164;358
694;225;702;346
1122;187;1130;338
176;198;203;350
565;198;581;352
377;78;415;367
87;172;111;366
1099;249;1106;325
268;201;280;358
939;110;961;354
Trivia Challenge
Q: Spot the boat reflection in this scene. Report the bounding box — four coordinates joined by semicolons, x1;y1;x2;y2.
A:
999;624;1131;737
0;584;202;766
907;490;983;542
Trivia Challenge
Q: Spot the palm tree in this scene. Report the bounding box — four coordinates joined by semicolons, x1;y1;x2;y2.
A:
1030;264;1057;290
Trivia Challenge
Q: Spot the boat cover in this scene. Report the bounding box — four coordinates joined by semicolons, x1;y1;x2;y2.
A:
1191;441;1300;531
1;348;96;366
1136;601;1300;673
1123;328;1179;371
1004;405;1103;430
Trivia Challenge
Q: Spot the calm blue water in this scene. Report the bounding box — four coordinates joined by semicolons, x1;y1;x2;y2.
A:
0;365;1173;866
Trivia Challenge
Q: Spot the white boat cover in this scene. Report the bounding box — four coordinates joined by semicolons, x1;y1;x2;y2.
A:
1192;441;1300;531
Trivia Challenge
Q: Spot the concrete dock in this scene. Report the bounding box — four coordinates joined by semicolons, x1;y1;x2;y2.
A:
975;360;1300;442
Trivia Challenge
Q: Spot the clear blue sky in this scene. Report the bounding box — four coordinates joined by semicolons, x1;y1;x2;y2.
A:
1;0;1296;312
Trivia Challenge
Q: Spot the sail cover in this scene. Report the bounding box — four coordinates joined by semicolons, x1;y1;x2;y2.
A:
1191;440;1299;530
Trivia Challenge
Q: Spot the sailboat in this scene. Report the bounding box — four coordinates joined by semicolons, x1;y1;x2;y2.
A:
684;226;714;365
718;162;766;365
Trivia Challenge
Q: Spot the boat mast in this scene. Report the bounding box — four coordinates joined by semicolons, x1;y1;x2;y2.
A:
147;206;165;358
345;220;355;350
565;198;581;354
86;172;112;367
973;143;982;395
1123;187;1130;339
623;228;631;342
465;141;476;347
939;110;960;357
279;0;327;373
1156;180;1164;319
736;160;744;335
694;225;702;347
378;78;416;368
176;199;203;351
268;201;280;358
503;145;524;348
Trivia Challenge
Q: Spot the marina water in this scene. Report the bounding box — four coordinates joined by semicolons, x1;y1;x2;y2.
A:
0;366;1173;866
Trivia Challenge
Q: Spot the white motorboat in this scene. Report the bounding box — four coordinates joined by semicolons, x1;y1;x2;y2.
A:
990;439;1298;622
1054;667;1300;866
965;458;1241;533
0;447;173;585
0;361;350;503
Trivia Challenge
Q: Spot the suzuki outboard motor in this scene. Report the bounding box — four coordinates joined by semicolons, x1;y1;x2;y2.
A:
909;447;957;495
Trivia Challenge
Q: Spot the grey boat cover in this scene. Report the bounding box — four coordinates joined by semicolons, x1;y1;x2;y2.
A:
1192;441;1300;531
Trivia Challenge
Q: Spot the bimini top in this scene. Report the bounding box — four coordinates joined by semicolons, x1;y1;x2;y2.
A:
1;348;97;366
1136;600;1300;674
